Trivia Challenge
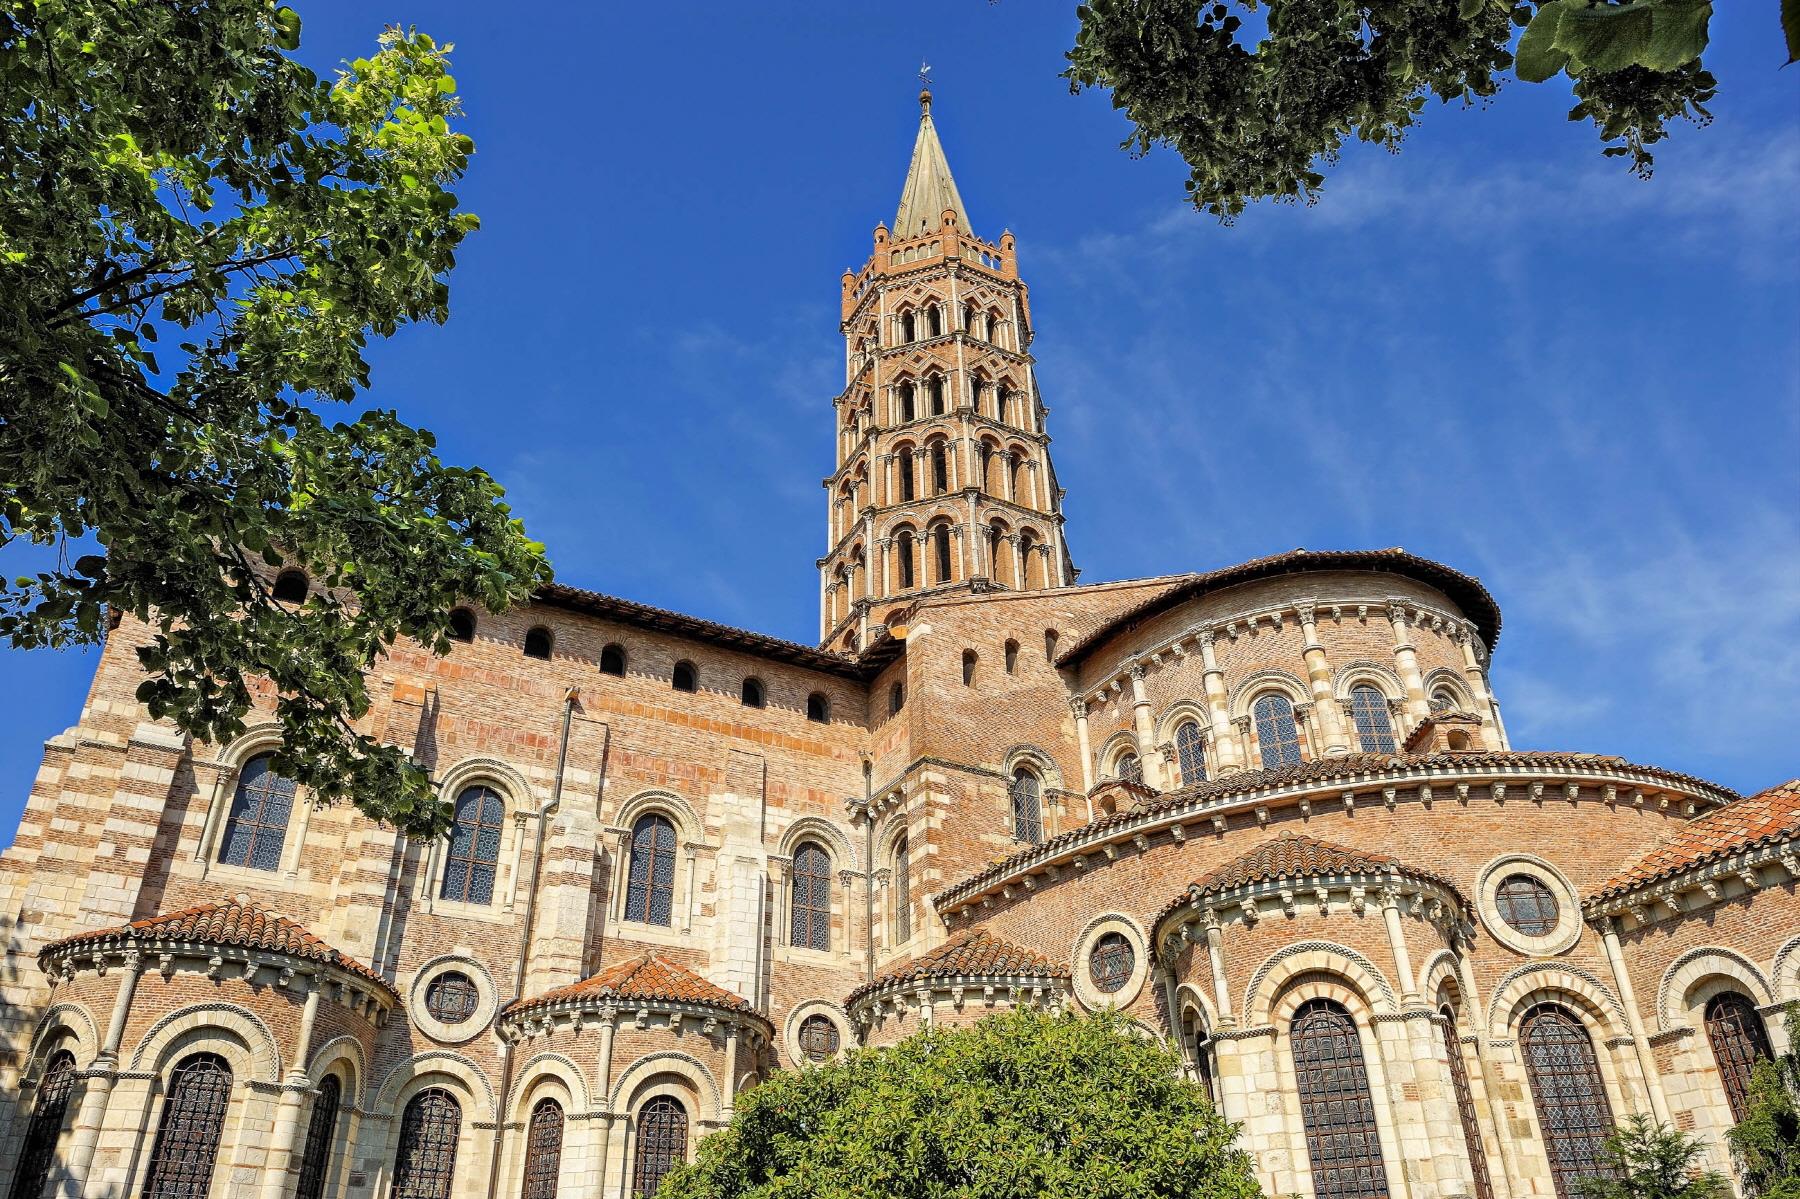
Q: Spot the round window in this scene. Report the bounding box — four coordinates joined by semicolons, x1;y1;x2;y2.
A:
1494;874;1559;937
1090;932;1135;994
798;1014;840;1063
424;971;480;1024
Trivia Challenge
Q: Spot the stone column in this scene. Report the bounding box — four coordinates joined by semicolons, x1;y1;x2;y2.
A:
1456;626;1506;749
1198;632;1244;774
724;1023;741;1118
966;495;984;579
260;979;323;1199
1380;884;1419;1005
55;950;142;1199
1599;916;1672;1122
1295;605;1352;754
1127;666;1165;789
1385;601;1431;727
1071;699;1095;797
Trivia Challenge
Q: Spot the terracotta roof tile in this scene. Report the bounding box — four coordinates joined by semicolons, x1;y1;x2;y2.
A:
846;928;1068;1007
42;902;389;993
507;954;754;1019
1587;779;1800;905
1153;833;1466;928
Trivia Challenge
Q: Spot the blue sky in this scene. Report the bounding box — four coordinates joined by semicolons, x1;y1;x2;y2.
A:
3;2;1796;834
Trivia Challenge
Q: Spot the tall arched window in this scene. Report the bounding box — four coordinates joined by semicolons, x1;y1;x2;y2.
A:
892;835;912;943
1003;638;1020;673
961;649;977;686
219;753;295;871
440;785;505;905
889;681;905;715
600;644;626;676
626;813;678;926
1175;720;1207;785
928;306;944;337
1116;751;1142;785
933;525;953;582
1704;991;1773;1122
898;381;916;423
391;1087;461;1199
1253;693;1302;768
295;1073;343;1199
929;375;945;415
986;312;999;342
1349;685;1397;753
930;442;948;493
897;530;916;589
994;383;1009;425
632;1096;688;1197
1010;769;1043;845
520;1096;565;1199
10;1049;77;1199
899;452;916;501
900;312;917;343
1291;999;1389;1199
1440;1006;1495;1199
790;840;832;951
1521;1003;1616;1199
142;1052;234;1199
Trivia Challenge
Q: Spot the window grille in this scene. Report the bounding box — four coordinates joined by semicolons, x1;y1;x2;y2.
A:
294;1074;342;1199
1495;875;1559;936
893;836;912;943
799;1014;841;1062
1010;770;1043;845
1704;992;1773;1122
1440;1009;1495;1199
10;1049;77;1199
632;1096;688;1197
1290;999;1389;1199
626;813;678;926
1090;932;1134;993
424;972;480;1024
1116;752;1142;785
1521;1003;1616;1199
520;1097;565;1199
1349;686;1397;753
218;754;295;871
142;1052;234;1199
1175;720;1207;784
390;1087;461;1199
440;785;505;905
790;841;832;951
1253;694;1302;768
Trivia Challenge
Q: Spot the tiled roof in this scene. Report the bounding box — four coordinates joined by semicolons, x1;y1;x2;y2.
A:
1055;548;1504;666
933;751;1737;912
846;928;1068;1007
1155;833;1466;928
42;902;389;992
1587;779;1800;905
506;954;754;1019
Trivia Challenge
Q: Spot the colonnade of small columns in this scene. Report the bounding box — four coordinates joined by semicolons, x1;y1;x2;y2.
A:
820;519;1062;631
828;439;1048;545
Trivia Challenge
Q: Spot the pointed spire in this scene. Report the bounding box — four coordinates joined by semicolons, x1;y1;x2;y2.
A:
894;88;970;239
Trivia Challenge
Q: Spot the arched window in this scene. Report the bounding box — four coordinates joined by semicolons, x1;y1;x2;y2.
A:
523;626;553;660
806;692;829;723
892;835;912;943
1115;752;1142;785
440;785;505;905
927;305;943;338
1253;693;1302;768
930;375;946;415
1430;689;1460;714
1440;1006;1495;1199
933;524;953;582
1704;991;1773;1122
1349;685;1397;753
790;840;832;951
1004;639;1020;674
1010;769;1043;845
1175;720;1207;785
600;643;626;676
1521;1003;1616;1199
219;753;295;871
390;1087;461;1199
969;376;986;417
900;311;917;343
889;681;905;715
961;649;977;686
632;1096;688;1198
740;677;765;708
447;608;476;643
295;1073;343;1199
898;381;916;423
626;813;678;926
142;1052;233;1199
1290;999;1389;1199
1017;531;1039;590
930;442;948;493
273;569;310;603
10;1049;77;1199
986;312;999;342
994;384;1009;425
520;1096;565;1199
1044;628;1059;661
899;452;916;501
671;660;697;692
897;529;916;588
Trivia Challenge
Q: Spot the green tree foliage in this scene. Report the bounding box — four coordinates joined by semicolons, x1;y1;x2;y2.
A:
1575;1114;1729;1199
658;1006;1262;1199
1059;0;1795;221
0;1;551;838
1728;1004;1800;1199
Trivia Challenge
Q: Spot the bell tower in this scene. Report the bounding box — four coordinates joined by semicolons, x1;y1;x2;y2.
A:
820;89;1076;652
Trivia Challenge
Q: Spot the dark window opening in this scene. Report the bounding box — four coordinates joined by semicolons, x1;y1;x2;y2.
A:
1292;1000;1390;1199
1705;991;1773;1122
806;692;829;723
520;1097;564;1199
933;525;952;582
1175;720;1207;785
448;608;476;643
798;1014;840;1062
672;661;697;692
961;649;977;686
523;626;553;660
295;1073;343;1199
600;643;626;676
142;1053;234;1199
889;681;905;716
892;835;912;942
790;841;832;951
391;1087;461;1199
1521;1003;1616;1199
741;677;766;708
1440;1006;1496;1199
632;1096;688;1197
273;569;309;604
10;1049;77;1199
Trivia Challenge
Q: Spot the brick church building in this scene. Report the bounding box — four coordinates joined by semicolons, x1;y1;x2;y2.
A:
1;90;1795;1199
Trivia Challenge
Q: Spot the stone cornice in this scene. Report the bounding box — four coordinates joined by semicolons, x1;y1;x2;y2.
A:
496;995;771;1045
1581;835;1798;931
40;939;394;1021
845;973;1069;1022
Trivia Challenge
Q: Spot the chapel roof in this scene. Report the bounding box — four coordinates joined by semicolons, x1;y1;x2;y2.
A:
892;89;971;240
505;953;756;1019
41;901;390;993
1586;778;1800;906
846;928;1068;1007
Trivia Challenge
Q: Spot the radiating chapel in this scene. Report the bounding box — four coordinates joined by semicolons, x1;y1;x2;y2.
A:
1;90;1795;1199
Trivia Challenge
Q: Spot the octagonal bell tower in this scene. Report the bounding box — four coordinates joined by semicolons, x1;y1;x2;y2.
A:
819;89;1077;652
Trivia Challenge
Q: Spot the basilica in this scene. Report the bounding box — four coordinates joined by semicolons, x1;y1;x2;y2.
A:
0;89;1794;1199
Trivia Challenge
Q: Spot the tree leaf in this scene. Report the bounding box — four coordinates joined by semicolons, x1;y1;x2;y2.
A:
1643;0;1713;72
1517;2;1574;82
1784;0;1800;64
1555;2;1658;75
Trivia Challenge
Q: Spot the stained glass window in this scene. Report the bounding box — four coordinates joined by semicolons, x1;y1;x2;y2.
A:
1521;1003;1616;1199
294;1074;342;1199
520;1097;564;1199
632;1096;688;1196
424;972;480;1025
1090;932;1134;994
1010;770;1043;844
1495;875;1559;937
390;1087;461;1199
1349;686;1397;753
142;1052;234;1199
1254;694;1302;768
1439;1008;1495;1199
1291;1000;1389;1199
10;1049;77;1199
791;841;832;951
440;785;504;905
627;813;678;926
1704;992;1772;1122
218;754;295;871
1116;752;1142;785
1175;720;1207;785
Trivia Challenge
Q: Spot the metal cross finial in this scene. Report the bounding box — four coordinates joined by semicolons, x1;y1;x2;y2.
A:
918;60;932;88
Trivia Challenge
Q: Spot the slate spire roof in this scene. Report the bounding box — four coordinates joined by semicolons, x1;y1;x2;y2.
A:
893;89;971;239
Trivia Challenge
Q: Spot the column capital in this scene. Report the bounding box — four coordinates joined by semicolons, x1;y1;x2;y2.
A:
1127;663;1147;684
